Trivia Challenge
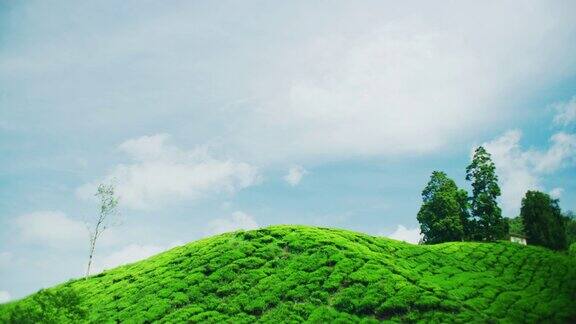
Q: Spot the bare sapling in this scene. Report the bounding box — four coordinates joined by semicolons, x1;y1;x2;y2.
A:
85;182;120;279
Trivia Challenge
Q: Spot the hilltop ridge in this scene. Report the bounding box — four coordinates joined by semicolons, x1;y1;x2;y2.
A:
1;225;575;322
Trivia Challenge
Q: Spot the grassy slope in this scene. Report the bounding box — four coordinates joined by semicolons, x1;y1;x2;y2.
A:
1;225;575;323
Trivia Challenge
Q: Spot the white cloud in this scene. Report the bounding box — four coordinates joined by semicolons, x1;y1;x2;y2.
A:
553;96;576;126
77;134;260;210
206;211;259;236
14;211;87;248
482;130;576;216
530;132;576;173
228;2;576;162
4;2;576;164
385;225;421;244
93;242;179;273
284;165;307;186
0;291;11;304
117;133;175;161
550;187;564;199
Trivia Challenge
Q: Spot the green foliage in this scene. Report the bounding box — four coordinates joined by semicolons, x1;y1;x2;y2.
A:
521;191;567;250
466;146;507;241
506;216;525;236
564;211;576;247
1;226;574;323
0;287;86;323
569;243;576;257
417;171;469;243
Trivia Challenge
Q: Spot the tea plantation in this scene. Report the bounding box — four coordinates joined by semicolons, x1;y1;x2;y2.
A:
1;225;575;322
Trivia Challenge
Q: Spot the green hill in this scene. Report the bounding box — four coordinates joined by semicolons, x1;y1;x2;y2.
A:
1;225;575;323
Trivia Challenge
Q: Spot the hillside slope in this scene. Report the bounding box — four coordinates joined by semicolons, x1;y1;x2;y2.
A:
1;225;575;322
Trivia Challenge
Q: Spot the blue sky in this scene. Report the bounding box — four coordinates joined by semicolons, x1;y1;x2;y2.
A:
1;0;576;301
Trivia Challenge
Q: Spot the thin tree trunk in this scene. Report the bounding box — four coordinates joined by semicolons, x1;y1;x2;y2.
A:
85;239;96;279
85;183;118;279
86;220;102;279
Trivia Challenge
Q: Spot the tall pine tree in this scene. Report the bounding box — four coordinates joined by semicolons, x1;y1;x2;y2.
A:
466;146;507;241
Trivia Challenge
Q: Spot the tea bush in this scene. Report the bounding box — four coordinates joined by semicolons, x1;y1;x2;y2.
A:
1;225;575;322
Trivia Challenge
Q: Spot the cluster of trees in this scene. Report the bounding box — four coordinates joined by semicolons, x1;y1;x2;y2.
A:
512;196;575;252
519;191;567;250
417;146;573;251
417;147;507;244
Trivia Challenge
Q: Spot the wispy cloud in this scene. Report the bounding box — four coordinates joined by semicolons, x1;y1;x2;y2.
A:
550;187;564;199
483;130;576;215
2;2;576;164
384;225;421;244
77;134;260;210
206;211;259;236
0;291;11;304
92;242;181;273
284;165;307;186
13;211;87;248
553;96;576;127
